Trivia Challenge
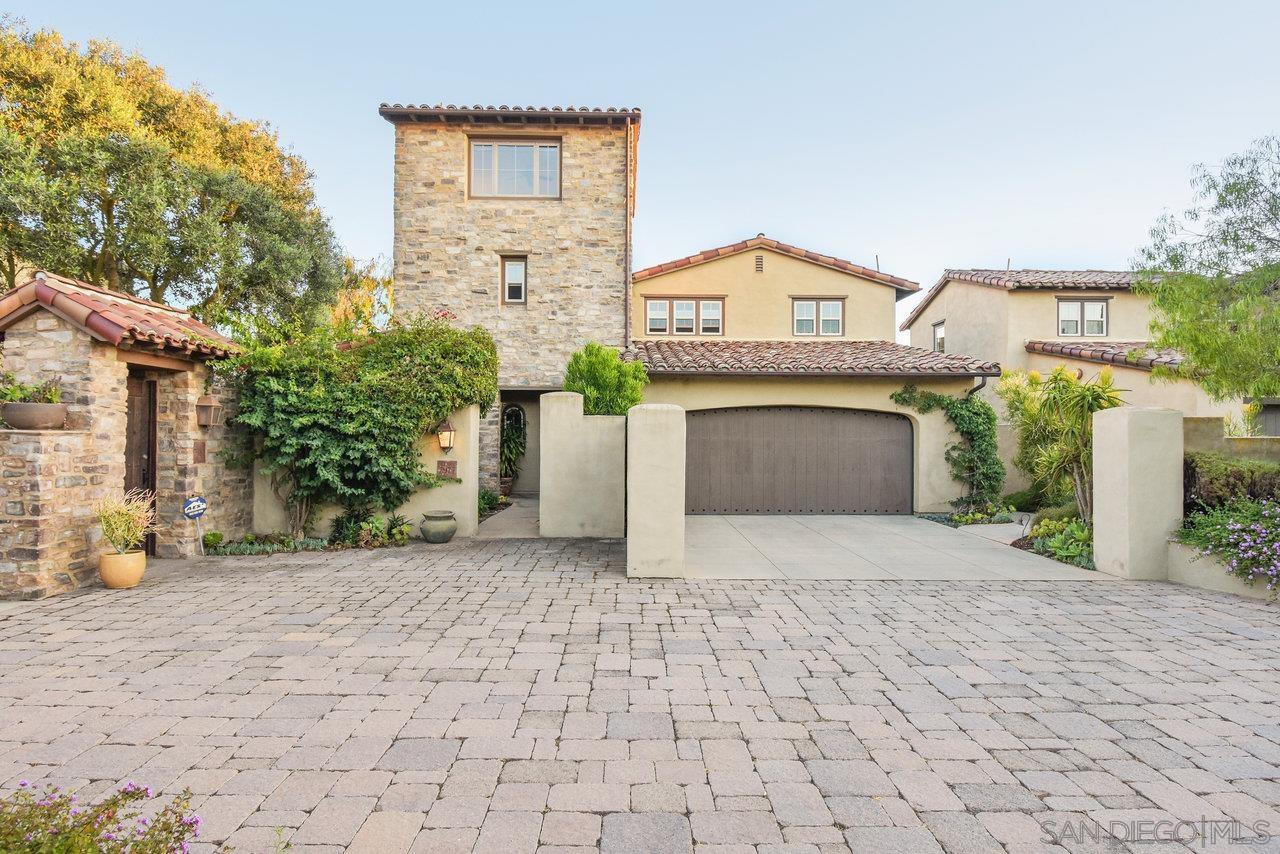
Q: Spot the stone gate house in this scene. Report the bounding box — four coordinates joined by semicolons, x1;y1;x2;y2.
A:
0;272;251;599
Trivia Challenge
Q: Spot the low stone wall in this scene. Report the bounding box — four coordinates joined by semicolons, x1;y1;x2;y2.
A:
0;430;110;598
1168;542;1270;600
539;393;625;538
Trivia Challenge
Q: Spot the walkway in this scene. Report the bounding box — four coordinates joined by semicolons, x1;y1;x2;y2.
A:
475;496;539;539
685;514;1096;580
0;540;1277;852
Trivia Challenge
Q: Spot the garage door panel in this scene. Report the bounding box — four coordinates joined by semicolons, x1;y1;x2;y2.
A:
685;406;913;514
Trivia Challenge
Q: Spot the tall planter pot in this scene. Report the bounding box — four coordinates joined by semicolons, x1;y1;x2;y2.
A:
99;551;147;589
1;402;68;430
420;511;458;544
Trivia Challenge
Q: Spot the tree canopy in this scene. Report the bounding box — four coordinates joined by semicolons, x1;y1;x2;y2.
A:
563;342;649;415
1136;135;1280;402
0;21;342;326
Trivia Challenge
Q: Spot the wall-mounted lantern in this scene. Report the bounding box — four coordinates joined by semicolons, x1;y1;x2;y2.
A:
437;419;456;454
195;395;223;428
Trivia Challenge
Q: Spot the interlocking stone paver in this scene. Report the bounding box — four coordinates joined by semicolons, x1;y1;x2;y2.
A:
1;540;1279;851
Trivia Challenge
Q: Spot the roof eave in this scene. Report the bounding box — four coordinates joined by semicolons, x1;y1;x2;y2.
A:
379;105;640;127
643;368;1001;379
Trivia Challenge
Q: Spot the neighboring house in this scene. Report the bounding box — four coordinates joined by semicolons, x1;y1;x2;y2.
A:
899;269;1256;486
380;103;641;494
623;236;1002;514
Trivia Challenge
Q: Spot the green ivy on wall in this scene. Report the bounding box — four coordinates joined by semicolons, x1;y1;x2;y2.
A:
891;385;1004;510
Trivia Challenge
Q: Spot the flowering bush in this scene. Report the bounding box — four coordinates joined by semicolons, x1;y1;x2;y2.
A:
1179;498;1280;592
0;780;203;852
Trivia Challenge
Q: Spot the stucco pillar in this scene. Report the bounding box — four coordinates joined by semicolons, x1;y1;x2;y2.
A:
1093;407;1183;580
539;392;625;537
626;404;686;578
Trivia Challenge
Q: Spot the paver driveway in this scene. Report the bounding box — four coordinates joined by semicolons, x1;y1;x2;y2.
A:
1;539;1279;853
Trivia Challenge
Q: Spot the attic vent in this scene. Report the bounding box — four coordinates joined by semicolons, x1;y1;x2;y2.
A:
754;255;764;273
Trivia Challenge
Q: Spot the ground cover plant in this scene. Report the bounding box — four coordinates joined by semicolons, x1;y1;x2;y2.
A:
0;780;204;852
1179;452;1280;592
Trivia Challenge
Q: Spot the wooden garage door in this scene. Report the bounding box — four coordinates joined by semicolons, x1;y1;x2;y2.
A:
685;406;912;514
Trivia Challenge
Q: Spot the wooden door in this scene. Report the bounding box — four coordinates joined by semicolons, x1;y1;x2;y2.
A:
685;406;913;514
125;372;158;555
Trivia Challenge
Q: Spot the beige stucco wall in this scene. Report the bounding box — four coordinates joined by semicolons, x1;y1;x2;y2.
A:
641;375;977;512
390;122;630;390
1025;353;1242;419
626;404;686;578
1168;543;1269;600
632;249;899;342
253;404;481;540
1185;417;1280;463
539;392;625;537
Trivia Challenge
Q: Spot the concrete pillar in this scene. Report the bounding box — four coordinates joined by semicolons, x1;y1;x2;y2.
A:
539;392;625;537
627;404;686;578
1093;407;1183;580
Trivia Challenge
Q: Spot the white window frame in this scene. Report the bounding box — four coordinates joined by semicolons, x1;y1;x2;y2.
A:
793;299;843;336
501;256;527;304
643;298;724;336
672;300;697;335
645;299;669;334
470;139;561;199
1058;298;1107;337
819;301;844;336
699;300;722;335
932;320;946;353
792;300;816;336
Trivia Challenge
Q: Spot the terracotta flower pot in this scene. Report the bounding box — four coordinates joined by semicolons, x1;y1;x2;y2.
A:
420;511;458;544
99;550;147;589
499;477;514;497
1;402;68;430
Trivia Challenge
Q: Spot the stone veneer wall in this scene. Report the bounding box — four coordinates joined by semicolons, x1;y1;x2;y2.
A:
199;374;252;543
390;121;632;491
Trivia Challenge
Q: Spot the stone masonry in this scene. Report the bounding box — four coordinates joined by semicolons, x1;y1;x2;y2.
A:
390;119;634;490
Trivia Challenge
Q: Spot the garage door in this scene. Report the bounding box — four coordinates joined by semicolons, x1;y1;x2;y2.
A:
685;406;912;514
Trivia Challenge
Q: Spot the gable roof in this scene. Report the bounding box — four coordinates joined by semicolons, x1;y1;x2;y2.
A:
899;269;1138;331
379;103;641;127
1024;340;1183;372
632;235;919;294
0;272;236;360
624;339;999;378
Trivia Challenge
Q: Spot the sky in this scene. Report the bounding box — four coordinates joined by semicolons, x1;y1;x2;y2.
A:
11;0;1280;327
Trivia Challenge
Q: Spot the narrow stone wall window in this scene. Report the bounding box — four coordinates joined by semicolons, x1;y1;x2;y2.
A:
471;140;560;198
502;257;527;304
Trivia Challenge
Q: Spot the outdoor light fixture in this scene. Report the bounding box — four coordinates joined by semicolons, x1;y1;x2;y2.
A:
195;394;223;428
437;420;456;454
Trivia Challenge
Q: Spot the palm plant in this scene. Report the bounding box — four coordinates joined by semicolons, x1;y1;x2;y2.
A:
997;367;1124;522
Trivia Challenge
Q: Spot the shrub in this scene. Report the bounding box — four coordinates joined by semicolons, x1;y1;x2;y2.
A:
93;489;157;554
1032;518;1094;569
951;503;1017;525
202;531;224;550
891;386;1004;510
500;405;527;480
1179;498;1280;592
478;488;500;515
1031;500;1081;527
1185;451;1280;511
0;781;202;852
0;372;61;404
207;537;326;556
564;342;648;415
329;505;373;546
1002;488;1041;513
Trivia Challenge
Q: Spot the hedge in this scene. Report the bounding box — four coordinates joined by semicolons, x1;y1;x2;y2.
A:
1185;451;1280;511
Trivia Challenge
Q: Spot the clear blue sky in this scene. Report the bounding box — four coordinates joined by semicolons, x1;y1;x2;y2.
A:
11;0;1280;323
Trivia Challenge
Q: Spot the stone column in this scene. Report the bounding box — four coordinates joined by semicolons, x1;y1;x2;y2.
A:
154;367;202;557
479;402;501;494
1093;407;1183;580
626;404;686;578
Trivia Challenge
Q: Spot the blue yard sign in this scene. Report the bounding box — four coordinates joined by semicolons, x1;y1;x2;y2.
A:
182;496;208;520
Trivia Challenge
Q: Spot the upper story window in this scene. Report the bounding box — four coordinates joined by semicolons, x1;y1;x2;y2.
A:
502;256;527;303
645;298;724;336
1058;299;1107;336
471;140;560;198
793;299;844;336
932;320;946;353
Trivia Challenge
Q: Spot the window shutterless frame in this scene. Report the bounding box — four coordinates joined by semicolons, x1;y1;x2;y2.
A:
792;298;844;337
1056;297;1109;336
468;136;562;199
932;320;946;353
500;256;528;304
643;297;724;336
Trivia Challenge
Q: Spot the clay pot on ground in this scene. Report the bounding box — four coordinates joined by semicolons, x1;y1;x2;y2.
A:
499;476;514;497
420;511;458;544
99;550;146;589
1;402;68;430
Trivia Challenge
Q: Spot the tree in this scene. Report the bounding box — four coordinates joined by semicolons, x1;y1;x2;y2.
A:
997;367;1124;522
563;342;649;415
0;21;342;327
1136;135;1280;402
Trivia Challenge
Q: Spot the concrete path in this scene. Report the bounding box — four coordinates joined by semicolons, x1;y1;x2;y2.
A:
475;496;540;539
685;514;1097;581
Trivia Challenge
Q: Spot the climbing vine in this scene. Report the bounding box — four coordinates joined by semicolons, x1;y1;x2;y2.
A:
890;385;1004;510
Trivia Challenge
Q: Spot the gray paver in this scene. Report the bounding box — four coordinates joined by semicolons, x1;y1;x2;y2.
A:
601;812;692;854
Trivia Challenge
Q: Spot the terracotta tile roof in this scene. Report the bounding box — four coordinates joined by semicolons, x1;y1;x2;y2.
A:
632;234;919;294
0;272;236;359
624;339;1000;378
1024;340;1184;372
899;269;1139;331
379;103;641;126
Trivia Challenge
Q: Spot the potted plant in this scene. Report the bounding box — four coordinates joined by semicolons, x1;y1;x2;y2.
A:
93;489;157;589
0;373;67;430
420;510;458;543
499;405;527;497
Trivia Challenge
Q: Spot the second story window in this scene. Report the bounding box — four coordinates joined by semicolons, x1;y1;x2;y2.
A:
471;140;560;198
932;320;946;353
645;298;724;336
793;299;844;336
502;256;527;303
1058;299;1107;336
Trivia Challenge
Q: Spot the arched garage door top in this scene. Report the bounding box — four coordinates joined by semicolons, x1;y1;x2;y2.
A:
685;406;913;514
